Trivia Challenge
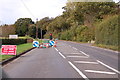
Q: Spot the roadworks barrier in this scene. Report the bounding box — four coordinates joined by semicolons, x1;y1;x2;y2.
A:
38;40;58;48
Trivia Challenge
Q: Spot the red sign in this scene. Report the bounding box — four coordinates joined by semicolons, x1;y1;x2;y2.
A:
1;45;17;55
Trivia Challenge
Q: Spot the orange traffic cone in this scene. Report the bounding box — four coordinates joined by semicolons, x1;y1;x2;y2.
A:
53;43;57;47
55;41;57;44
40;43;43;48
46;43;49;48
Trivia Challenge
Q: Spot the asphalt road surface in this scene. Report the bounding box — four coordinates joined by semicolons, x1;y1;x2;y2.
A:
2;40;120;79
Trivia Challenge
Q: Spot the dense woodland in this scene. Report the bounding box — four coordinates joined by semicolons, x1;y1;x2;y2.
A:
0;2;120;47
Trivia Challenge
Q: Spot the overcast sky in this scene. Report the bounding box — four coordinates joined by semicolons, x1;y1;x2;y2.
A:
0;0;119;25
0;0;67;25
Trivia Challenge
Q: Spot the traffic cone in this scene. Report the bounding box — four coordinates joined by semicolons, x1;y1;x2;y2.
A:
55;41;57;44
46;43;49;48
40;45;43;48
43;45;46;48
40;43;43;48
53;43;57;47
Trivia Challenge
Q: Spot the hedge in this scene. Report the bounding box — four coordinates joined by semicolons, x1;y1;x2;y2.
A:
2;39;27;45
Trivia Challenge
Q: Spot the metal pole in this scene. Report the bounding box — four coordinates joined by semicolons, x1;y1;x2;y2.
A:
41;29;42;39
36;18;38;39
41;29;42;43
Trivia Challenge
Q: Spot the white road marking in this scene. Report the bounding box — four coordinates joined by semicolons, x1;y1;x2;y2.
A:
55;48;59;52
68;61;89;80
79;51;89;57
85;70;116;74
72;53;82;54
72;47;78;50
97;60;120;74
67;56;89;58
59;52;66;59
74;61;99;64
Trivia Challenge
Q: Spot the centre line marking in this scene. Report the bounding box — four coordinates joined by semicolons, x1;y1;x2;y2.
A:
59;52;66;59
74;61;99;64
55;48;58;52
68;61;89;80
97;60;120;74
67;56;89;58
79;51;89;57
85;70;116;74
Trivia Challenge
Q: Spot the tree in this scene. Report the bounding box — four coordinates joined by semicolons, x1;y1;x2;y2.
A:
14;18;34;36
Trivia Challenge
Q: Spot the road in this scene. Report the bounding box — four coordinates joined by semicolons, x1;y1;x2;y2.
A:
2;40;120;79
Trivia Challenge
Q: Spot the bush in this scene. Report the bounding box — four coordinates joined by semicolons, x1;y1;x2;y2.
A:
2;39;27;45
95;15;119;46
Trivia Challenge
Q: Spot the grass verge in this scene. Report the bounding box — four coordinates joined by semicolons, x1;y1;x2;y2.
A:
93;44;119;52
0;43;33;62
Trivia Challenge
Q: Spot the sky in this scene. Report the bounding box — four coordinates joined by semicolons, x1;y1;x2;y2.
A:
0;0;67;25
0;0;119;25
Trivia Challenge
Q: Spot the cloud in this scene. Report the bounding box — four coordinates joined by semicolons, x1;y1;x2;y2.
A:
0;0;67;24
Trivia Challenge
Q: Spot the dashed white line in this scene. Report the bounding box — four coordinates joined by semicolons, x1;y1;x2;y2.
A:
85;70;116;74
55;48;59;52
74;61;99;64
68;61;89;80
67;56;89;58
97;60;120;74
79;51;89;57
59;52;66;59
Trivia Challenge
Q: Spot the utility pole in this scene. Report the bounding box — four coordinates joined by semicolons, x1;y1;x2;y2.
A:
41;29;42;39
36;18;38;39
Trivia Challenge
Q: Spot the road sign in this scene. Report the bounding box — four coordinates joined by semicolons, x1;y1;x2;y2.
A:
1;45;17;55
49;40;54;46
33;41;39;47
9;35;18;39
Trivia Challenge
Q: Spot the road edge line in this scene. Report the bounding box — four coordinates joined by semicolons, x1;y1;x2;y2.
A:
97;60;120;74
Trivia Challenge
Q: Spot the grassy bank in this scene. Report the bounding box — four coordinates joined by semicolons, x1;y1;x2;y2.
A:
0;43;33;62
93;44;119;52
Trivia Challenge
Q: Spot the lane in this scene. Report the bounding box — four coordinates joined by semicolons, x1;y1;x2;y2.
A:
2;40;119;79
3;47;81;78
56;41;119;78
63;41;119;70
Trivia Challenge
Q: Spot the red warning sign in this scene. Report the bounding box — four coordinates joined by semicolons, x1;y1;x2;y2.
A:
1;45;17;55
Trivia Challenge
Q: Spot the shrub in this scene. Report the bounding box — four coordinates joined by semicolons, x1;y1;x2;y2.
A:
95;15;118;46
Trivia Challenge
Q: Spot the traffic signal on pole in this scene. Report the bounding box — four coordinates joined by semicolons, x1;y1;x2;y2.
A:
50;33;52;40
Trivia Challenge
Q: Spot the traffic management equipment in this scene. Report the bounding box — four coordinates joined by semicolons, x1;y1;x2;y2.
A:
49;40;54;46
53;43;57;47
53;40;57;47
40;43;43;48
33;41;39;48
1;45;17;55
46;43;49;48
